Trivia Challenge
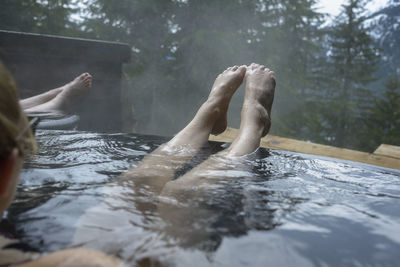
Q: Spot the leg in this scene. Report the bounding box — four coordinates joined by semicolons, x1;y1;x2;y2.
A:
19;87;63;110
157;64;276;246
169;65;247;148
119;65;247;193
161;63;275;193
24;73;92;113
226;63;275;156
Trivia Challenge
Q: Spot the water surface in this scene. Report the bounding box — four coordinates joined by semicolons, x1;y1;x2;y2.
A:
8;130;400;266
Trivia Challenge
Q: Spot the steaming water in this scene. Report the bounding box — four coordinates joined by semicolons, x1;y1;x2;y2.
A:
8;130;400;266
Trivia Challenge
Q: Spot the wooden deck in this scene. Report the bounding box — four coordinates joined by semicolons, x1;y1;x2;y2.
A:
373;144;400;159
209;128;400;170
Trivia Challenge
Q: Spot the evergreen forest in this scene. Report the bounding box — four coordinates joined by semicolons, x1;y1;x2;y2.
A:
1;0;399;152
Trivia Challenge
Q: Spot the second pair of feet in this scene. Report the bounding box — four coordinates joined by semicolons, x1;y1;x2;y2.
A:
23;72;93;113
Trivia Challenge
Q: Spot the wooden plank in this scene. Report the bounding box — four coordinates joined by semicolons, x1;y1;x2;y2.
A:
209;128;400;170
373;144;400;159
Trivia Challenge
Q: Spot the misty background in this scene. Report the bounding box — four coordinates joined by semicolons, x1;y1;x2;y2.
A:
0;0;399;152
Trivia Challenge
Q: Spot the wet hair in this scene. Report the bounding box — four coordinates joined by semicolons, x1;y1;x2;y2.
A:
0;61;36;161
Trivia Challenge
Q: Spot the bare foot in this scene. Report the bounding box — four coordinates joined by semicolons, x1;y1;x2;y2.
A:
24;73;92;114
243;63;275;136
168;65;245;149
56;72;92;107
225;63;276;157
209;65;246;135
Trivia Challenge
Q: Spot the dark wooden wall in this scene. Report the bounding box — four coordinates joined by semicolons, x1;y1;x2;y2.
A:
0;30;131;132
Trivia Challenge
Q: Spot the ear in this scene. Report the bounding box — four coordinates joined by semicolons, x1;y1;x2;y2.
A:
0;148;19;196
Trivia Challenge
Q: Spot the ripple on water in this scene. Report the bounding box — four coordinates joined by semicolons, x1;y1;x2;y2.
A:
8;130;400;266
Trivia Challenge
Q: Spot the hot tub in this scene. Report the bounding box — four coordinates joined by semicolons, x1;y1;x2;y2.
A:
8;130;400;266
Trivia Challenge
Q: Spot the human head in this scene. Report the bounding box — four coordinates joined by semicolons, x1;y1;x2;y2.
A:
0;61;36;214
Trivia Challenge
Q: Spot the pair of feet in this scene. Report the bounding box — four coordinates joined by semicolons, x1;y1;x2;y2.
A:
210;63;275;136
169;63;276;157
22;73;93;113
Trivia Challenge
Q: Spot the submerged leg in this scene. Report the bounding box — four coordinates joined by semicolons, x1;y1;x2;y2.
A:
24;73;92;113
157;64;276;246
119;65;247;193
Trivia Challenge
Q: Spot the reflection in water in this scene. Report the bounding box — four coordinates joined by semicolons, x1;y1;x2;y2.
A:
8;130;400;266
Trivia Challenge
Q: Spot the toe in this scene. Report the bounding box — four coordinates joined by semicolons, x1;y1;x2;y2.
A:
237;65;247;76
250;63;259;69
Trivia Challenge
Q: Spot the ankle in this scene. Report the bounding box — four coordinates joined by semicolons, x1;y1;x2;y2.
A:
204;97;222;111
240;103;271;137
49;87;63;96
194;100;221;124
209;84;233;101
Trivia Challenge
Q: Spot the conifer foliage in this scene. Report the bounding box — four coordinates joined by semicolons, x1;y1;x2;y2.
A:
0;0;398;151
327;0;380;149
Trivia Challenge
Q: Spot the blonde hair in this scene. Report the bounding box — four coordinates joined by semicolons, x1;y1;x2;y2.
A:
0;61;36;160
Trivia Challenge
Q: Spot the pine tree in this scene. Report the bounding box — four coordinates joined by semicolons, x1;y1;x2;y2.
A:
327;0;379;149
363;74;400;151
82;0;177;133
164;0;256;131
372;0;400;78
253;0;327;140
0;0;79;36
